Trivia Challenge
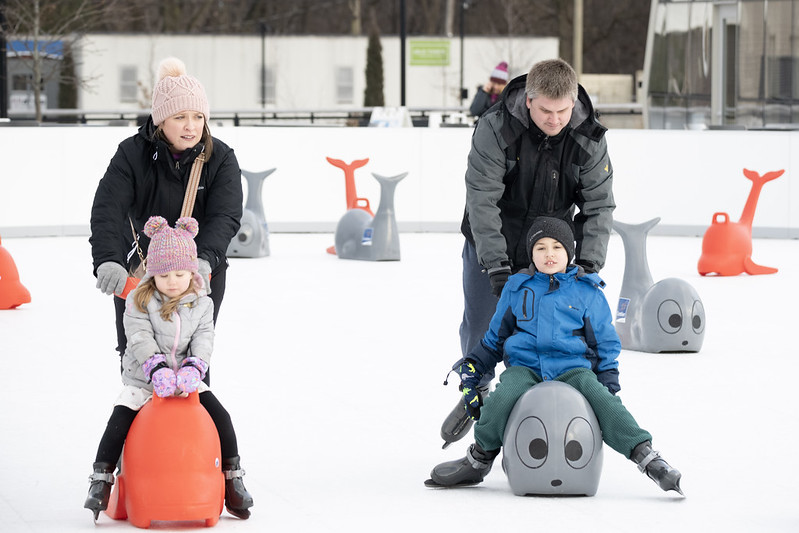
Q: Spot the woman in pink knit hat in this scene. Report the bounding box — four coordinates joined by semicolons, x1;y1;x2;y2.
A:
469;61;509;118
84;216;254;521
89;57;243;380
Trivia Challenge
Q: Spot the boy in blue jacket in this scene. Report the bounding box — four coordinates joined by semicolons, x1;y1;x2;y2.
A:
426;217;682;494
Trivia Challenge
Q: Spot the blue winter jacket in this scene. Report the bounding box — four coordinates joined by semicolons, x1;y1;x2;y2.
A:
467;265;621;393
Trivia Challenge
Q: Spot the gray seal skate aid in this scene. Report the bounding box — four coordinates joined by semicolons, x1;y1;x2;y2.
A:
613;218;705;353
334;172;407;261
227;168;275;258
501;381;603;496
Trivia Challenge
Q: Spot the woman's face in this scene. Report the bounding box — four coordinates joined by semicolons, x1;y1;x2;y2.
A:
161;110;205;153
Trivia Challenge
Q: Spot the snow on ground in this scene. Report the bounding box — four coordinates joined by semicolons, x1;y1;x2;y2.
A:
1;231;798;532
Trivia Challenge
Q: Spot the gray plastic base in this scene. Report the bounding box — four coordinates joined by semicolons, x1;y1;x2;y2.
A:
334;172;407;261
502;381;603;496
227;169;275;258
613;218;705;353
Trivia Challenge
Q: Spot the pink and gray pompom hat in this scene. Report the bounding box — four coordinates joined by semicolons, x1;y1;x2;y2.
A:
143;216;200;276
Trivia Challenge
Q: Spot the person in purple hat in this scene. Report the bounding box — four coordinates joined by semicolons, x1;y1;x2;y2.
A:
469;61;509;118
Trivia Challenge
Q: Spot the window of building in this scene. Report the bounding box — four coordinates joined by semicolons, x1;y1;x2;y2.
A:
259;66;276;105
336;66;354;104
120;66;138;103
12;73;33;91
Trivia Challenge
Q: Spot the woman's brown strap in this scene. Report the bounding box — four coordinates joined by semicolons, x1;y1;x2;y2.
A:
181;151;206;218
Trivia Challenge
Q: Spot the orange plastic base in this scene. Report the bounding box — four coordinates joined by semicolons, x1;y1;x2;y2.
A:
697;212;778;276
105;392;224;528
0;235;31;309
114;277;141;300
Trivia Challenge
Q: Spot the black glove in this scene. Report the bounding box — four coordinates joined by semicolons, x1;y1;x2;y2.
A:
457;360;484;420
487;265;511;297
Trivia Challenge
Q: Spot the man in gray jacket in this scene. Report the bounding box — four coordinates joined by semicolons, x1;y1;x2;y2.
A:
442;58;616;445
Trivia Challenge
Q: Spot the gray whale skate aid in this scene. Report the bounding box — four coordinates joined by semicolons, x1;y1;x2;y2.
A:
227;168;275;258
502;381;603;496
334;171;407;261
613;217;705;353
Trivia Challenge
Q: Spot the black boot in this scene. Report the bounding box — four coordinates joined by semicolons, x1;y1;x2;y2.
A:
424;443;499;487
440;386;489;448
632;441;683;495
83;462;115;520
222;456;254;519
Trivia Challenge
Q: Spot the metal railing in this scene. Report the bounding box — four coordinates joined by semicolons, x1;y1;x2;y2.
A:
2;103;642;127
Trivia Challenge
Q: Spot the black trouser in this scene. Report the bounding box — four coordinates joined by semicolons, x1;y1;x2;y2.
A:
113;267;226;385
94;391;239;465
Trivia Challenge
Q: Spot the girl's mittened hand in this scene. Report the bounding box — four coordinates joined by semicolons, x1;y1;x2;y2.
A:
151;368;177;397
176;366;201;393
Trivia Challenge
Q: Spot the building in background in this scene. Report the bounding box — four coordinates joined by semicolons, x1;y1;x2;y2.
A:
68;34;557;117
644;0;799;129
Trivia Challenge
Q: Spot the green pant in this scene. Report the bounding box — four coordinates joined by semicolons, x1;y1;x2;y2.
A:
474;366;652;459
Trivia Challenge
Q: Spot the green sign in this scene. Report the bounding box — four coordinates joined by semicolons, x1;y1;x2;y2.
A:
409;41;450;66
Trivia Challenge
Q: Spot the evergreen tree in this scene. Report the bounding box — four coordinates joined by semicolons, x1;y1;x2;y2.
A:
363;24;384;107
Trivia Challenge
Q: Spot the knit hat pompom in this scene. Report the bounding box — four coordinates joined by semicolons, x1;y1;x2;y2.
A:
174;216;199;239
143;215;169;238
143;216;200;276
157;57;187;81
151;57;210;126
526;216;575;268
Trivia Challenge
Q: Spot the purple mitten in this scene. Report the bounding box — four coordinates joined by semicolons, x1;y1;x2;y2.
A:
151;367;177;397
176;357;209;394
143;354;177;397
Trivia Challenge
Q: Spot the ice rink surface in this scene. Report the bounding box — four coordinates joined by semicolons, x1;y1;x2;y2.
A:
1;231;798;532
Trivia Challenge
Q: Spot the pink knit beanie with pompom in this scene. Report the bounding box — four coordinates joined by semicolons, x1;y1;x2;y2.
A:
151;57;210;126
143;216;200;276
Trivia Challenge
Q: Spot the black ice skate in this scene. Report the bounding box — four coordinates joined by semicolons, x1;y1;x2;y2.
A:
440;385;488;448
632;441;683;495
424;443;499;487
83;462;115;521
223;456;254;519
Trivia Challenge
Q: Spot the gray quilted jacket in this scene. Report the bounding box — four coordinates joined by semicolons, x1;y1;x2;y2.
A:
121;273;214;390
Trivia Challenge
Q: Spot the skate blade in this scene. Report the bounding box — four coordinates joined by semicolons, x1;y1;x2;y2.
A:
424;478;481;488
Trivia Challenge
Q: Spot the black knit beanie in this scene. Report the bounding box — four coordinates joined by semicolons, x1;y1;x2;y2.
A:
526;216;575;266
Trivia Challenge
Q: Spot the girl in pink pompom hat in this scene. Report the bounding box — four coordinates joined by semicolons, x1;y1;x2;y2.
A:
84;216;254;522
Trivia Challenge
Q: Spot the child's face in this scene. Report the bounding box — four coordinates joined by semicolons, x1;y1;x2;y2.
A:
154;270;193;298
532;237;569;274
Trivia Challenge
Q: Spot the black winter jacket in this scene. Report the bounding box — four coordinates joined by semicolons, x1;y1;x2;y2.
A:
90;117;243;276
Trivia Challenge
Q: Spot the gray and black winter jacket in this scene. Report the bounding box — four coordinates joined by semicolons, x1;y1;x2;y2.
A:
461;74;615;274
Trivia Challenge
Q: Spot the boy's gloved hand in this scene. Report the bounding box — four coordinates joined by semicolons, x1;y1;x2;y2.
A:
96;262;128;295
458;359;483;420
176;357;209;393
143;354;177;397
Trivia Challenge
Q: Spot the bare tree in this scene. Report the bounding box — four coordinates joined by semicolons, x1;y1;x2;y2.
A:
1;0;132;121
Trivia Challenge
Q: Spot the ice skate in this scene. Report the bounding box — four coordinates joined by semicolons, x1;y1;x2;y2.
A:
424;443;499;487
632;441;683;495
223;456;254;519
440;385;488;448
83;462;115;521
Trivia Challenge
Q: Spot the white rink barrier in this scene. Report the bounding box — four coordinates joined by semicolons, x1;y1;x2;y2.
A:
1;126;797;238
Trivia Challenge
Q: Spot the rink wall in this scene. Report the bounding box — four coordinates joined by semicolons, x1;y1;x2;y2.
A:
1;126;797;238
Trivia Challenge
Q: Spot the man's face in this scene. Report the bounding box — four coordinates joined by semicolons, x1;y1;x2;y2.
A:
526;95;575;137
